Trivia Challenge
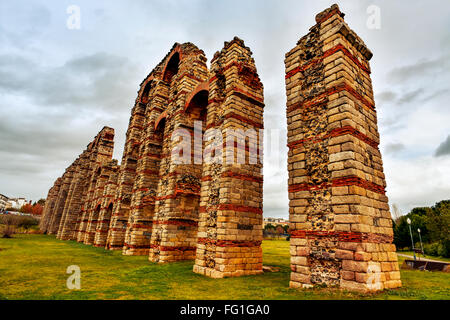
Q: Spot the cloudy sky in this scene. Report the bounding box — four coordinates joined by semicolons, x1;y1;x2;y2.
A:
1;0;449;218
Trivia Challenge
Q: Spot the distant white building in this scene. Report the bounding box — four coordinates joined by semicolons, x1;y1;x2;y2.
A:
7;197;27;209
263;217;289;227
0;194;9;211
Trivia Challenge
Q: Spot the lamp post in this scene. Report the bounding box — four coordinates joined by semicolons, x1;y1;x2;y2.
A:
407;218;416;261
418;228;425;257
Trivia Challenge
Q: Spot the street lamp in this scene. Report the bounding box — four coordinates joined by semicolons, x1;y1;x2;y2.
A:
418;228;425;257
407;218;416;261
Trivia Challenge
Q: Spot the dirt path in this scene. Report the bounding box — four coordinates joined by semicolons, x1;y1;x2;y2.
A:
397;253;448;263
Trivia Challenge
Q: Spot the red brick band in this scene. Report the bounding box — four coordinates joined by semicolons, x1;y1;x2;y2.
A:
108;244;124;249
150;245;196;252
286;82;374;113
290;230;393;243
123;243;150;249
288;125;379;150
285;44;370;80
288;175;385;195
153;219;198;227
128;223;153;229
220;171;263;183
198;238;262;248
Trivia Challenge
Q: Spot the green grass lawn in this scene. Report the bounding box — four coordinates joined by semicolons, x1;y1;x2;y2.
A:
0;234;449;300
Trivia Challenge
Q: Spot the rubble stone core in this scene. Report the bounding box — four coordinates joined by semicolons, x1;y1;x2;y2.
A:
285;4;401;292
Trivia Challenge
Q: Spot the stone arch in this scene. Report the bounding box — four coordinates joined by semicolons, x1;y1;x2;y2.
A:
106;201;114;214
94;204;101;216
140;78;154;104
155;111;168;133
184;82;209;121
162;48;181;83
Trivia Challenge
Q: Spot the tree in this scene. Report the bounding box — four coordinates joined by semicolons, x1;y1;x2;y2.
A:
264;223;275;232
32;203;43;215
37;199;46;206
426;200;450;256
276;225;285;235
20;203;33;214
393;207;430;249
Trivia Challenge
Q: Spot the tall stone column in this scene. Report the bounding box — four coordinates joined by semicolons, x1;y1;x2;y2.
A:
193;37;264;278
48;166;75;235
94;161;119;247
123;76;167;256
285;5;401;292
58;152;90;240
149;44;208;263
107;105;145;250
40;178;62;233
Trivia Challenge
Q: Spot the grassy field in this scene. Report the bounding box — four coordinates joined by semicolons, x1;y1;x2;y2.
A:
0;234;449;300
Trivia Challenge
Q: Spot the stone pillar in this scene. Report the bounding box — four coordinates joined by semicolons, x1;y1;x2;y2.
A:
76;152;98;242
94;161;119;247
47;166;75;235
58;152;90;240
193;37;264;278
57;157;83;239
123;77;167;255
107;105;145;250
84;166;109;245
40;178;62;233
285;5;401;292
83;128;115;245
74;127;115;243
148;44;208;263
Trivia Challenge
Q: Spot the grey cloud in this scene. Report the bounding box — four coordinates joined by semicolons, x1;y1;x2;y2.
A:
435;135;450;157
0;52;140;112
384;143;405;155
387;54;450;82
376;91;397;103
398;88;424;105
376;88;424;106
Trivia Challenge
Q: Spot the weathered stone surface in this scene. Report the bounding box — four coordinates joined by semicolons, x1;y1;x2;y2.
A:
286;4;401;292
41;38;264;279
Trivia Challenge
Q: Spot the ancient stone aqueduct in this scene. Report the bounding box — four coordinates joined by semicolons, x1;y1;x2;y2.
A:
40;5;402;292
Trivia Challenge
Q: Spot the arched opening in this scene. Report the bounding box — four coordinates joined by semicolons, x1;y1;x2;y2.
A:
185;90;208;121
163;52;180;83
155;111;167;135
94;204;101;218
141;80;153;104
106;202;113;219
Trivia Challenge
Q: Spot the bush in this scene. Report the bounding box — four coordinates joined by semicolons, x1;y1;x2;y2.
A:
0;215;18;238
17;216;39;231
423;242;450;257
0;215;39;237
423;243;439;256
437;240;450;258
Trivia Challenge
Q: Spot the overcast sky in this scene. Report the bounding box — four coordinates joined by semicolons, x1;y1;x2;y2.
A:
1;0;449;218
